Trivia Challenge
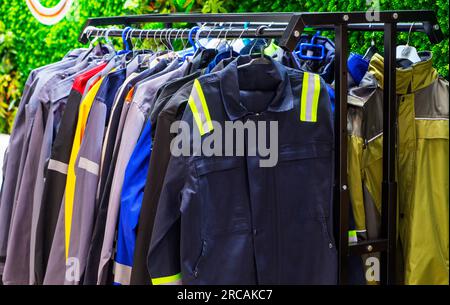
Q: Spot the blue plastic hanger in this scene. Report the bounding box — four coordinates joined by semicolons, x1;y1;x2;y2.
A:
117;26;132;55
189;26;200;52
180;26;200;62
296;31;325;61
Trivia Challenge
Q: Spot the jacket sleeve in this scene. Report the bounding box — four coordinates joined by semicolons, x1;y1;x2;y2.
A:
347;106;367;240
114;120;153;285
147;153;187;285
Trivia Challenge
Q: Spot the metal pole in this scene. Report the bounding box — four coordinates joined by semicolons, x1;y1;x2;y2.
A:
80;27;288;43
380;22;398;285
334;23;350;285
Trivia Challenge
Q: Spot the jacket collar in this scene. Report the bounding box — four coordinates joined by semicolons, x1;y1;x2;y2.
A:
216;55;294;121
368;52;438;94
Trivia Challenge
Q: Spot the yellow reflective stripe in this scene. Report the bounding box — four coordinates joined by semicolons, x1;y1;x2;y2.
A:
311;74;321;122
300;72;310;121
348;230;358;243
189;79;214;136
300;72;321;122
188;95;205;135
151;273;182;285
193;79;214;132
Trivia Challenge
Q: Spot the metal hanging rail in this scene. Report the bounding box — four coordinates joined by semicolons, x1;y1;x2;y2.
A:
80;23;433;45
77;11;444;285
79;11;443;47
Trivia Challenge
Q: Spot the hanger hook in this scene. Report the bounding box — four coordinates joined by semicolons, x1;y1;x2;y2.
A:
407;22;415;46
130;28;137;50
160;28;166;51
215;24;226;49
104;27;115;45
175;28;184;51
163;28;169;50
174;28;181;45
194;23;208;50
224;22;232;41
129;28;138;55
368;23;375;46
168;28;175;51
181;28;189;50
164;28;171;51
85;26;94;45
198;22;214;44
153;28;159;52
135;28;144;50
164;28;170;50
238;24;248;41
126;28;133;44
249;25;268;55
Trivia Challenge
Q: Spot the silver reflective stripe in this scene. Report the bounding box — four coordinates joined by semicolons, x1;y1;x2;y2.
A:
160;278;182;285
78;157;99;176
113;262;132;285
415;117;449;121
47;159;68;175
367;132;383;143
305;74;316;121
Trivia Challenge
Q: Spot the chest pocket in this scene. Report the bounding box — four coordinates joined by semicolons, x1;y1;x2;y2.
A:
275;143;333;219
193;157;250;236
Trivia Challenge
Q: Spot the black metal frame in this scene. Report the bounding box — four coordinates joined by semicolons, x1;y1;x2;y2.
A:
78;11;444;285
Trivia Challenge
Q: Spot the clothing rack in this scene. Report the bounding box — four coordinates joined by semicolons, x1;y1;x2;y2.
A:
78;10;444;285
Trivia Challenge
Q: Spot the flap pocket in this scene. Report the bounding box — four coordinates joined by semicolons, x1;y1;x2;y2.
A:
194;157;245;177
278;143;332;162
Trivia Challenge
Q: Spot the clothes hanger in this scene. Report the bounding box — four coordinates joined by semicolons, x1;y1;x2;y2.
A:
213;25;227;50
104;27;117;56
116;26;132;56
231;23;249;52
238;26;272;69
178;28;190;56
396;22;421;64
219;22;235;52
296;31;325;60
165;28;181;62
135;28;159;69
188;26;201;52
363;24;379;60
124;28;144;65
149;28;171;69
223;23;235;56
171;28;186;64
118;27;136;67
197;23;215;50
204;23;223;50
77;26;102;63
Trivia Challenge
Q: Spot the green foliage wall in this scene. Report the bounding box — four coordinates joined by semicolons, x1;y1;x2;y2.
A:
0;0;130;87
0;0;448;89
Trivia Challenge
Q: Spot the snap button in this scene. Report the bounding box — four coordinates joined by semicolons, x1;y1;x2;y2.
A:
329;243;333;249
253;229;258;236
193;270;199;278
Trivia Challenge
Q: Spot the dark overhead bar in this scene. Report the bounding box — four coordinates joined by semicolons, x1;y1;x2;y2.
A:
79;10;444;49
81;22;432;45
82;27;287;43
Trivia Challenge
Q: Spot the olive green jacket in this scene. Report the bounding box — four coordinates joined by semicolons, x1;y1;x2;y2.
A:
347;52;449;285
